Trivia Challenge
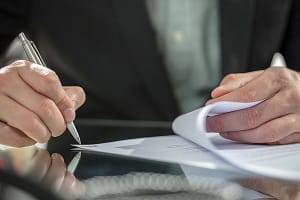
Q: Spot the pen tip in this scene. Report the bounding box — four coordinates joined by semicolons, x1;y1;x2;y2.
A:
77;137;82;145
271;52;286;67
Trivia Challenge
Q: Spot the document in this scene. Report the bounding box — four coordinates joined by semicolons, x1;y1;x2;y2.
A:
74;100;300;181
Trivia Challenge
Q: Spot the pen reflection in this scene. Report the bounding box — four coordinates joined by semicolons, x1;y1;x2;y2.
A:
0;147;85;199
2;147;300;200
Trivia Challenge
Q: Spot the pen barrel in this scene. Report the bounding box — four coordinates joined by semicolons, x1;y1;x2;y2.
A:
18;33;45;66
23;45;41;64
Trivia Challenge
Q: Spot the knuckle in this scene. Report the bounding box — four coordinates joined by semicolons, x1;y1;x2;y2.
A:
289;69;300;81
288;87;300;104
38;99;67;138
43;71;60;87
278;68;293;82
37;128;51;143
0;60;32;83
244;109;261;128
14;137;35;148
239;89;257;102
288;116;297;127
11;60;31;67
20;115;35;133
263;128;279;143
270;67;298;87
38;135;50;144
40;72;63;100
0;124;35;147
223;73;238;83
206;116;225;132
0;68;18;91
39;99;56;119
224;73;236;80
28;118;50;143
53;124;67;137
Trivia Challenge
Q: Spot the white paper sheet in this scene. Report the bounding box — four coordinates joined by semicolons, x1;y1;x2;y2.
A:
172;100;263;149
73;135;235;171
173;100;300;180
75;100;300;181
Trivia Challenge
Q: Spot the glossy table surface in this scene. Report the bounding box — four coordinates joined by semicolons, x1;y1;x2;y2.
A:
0;119;299;200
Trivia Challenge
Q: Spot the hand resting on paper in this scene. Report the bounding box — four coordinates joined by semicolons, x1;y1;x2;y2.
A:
0;60;85;147
206;67;300;144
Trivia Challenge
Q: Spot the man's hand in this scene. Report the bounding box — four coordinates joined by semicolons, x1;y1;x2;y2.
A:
23;150;85;198
206;67;300;144
0;60;85;147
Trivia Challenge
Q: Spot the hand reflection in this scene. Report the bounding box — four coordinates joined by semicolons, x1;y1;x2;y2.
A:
240;178;300;200
23;149;85;199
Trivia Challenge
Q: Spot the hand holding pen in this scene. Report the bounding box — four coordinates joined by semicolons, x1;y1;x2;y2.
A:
0;33;85;147
19;33;83;144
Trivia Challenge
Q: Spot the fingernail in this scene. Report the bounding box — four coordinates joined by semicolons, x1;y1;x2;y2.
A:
63;108;75;122
52;153;64;162
64;173;76;186
215;85;224;90
71;99;76;107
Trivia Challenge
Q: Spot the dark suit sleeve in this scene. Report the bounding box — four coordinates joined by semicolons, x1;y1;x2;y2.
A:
282;0;300;70
0;0;30;56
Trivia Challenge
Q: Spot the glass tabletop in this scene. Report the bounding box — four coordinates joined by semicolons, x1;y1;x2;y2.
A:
0;119;298;200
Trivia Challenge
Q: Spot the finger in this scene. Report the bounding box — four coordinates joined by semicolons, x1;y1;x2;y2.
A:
3;75;66;137
11;61;75;122
206;92;291;132
220;71;263;86
0;121;35;147
239;178;282;200
0;95;51;143
273;133;300;145
211;71;263;98
240;178;299;200
42;153;66;192
59;173;85;198
63;86;86;110
59;172;76;193
207;67;292;105
219;114;299;144
25;150;51;181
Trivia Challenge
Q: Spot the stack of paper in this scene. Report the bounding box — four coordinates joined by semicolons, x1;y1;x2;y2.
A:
74;100;300;181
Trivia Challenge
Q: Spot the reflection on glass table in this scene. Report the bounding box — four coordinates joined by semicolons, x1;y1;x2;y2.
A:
0;119;299;200
0;147;84;200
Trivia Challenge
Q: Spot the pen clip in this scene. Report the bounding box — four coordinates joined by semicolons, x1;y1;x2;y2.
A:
30;41;47;67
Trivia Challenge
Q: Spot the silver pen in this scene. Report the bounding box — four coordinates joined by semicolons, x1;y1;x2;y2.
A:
19;32;81;144
270;52;287;67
